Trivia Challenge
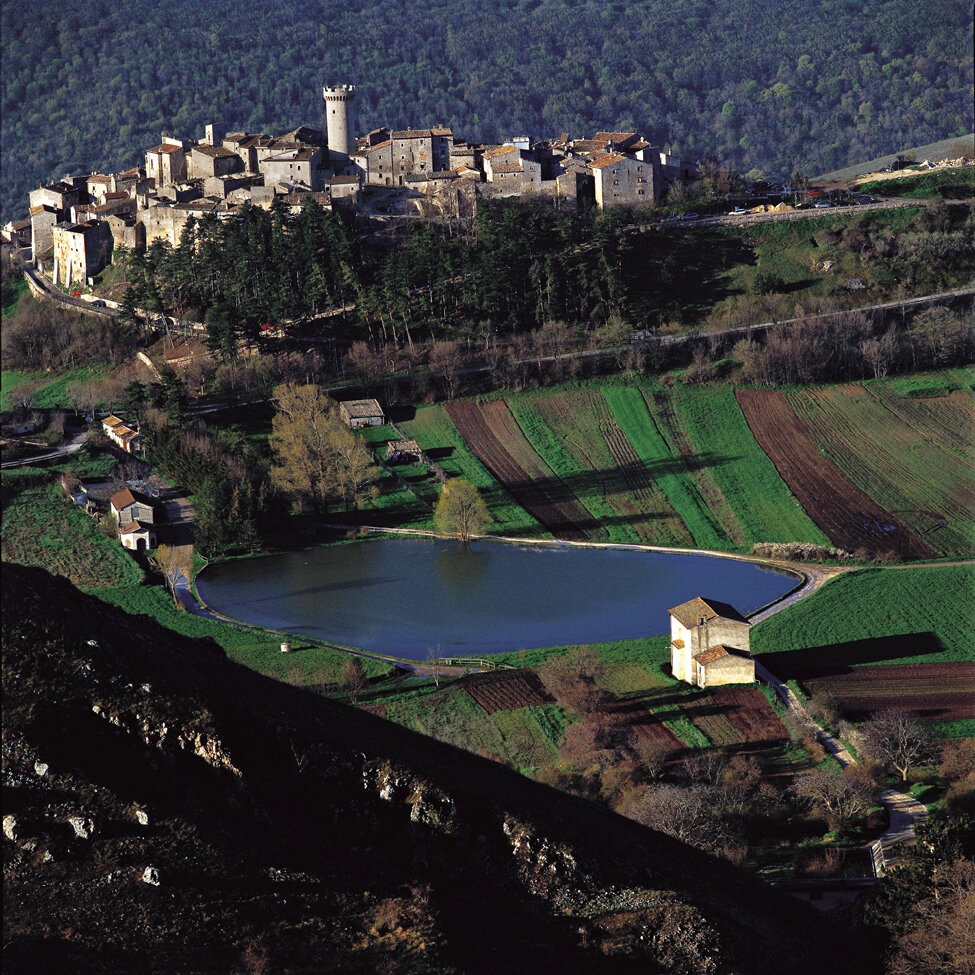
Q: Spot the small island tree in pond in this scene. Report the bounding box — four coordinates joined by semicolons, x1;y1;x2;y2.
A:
434;478;490;544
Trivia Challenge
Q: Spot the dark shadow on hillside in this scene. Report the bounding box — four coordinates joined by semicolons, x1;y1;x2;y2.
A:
385;404;417;424
424;446;455;461
760;632;944;680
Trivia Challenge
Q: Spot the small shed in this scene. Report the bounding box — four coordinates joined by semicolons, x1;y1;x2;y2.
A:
118;520;157;551
385;439;422;464
339;399;384;429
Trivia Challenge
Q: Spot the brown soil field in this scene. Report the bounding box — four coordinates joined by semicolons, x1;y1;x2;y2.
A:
605;697;686;750
463;668;556;713
802;662;975;721
736;389;935;559
679;687;789;746
446;400;603;540
533;391;692;544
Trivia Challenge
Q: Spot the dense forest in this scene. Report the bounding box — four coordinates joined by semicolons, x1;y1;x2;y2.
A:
2;0;972;221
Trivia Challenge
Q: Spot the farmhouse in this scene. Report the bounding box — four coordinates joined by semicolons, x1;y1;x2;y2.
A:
385;439;423;463
102;415;143;454
669;596;754;688
339;399;385;429
109;488;157;550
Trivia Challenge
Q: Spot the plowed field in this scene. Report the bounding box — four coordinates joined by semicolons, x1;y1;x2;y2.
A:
801;663;975;721
530;390;692;545
464;668;555;713
446;400;603;540
736;389;935;559
607;697;685;750
679;686;789;746
788;385;975;557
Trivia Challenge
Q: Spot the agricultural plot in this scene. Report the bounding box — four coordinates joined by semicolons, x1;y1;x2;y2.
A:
787;385;975;557
525;389;693;546
398;405;542;535
736;389;934;559
752;565;975;670
679;687;789;747
670;385;829;547
446;400;604;540
463;668;555;713
801;663;975;722
507;395;639;545
602;387;726;549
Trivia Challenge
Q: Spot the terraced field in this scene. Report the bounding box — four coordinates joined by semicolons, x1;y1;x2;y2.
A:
446;400;604;540
736;389;935;559
787;384;975;557
524;389;692;546
463;668;555;713
670;385;829;547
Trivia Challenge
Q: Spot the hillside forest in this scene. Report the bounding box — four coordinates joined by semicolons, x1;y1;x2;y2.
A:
2;0;973;221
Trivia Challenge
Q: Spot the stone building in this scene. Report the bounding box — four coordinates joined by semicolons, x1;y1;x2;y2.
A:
339;399;384;429
223;133;267;172
260;146;325;191
188;144;243;181
52;221;113;288
669;596;754;688
29;204;59;259
106;213;145;252
590;152;657;209
323;84;357;170
145;139;188;188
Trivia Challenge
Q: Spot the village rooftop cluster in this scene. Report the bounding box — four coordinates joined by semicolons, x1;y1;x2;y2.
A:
8;83;697;290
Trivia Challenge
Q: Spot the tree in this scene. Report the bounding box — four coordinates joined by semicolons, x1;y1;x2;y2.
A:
269;382;378;513
791;766;874;828
430;340;464;400
154;544;192;605
859;709;937;782
433;478;490;543
536;646;607;717
340;657;367;704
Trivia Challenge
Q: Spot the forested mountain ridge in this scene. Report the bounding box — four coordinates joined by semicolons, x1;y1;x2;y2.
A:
2;0;972;221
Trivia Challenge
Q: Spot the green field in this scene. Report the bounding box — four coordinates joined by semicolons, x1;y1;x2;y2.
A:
398;404;544;536
603;386;728;549
1;365;110;412
1;463;143;590
669;385;831;547
752;565;975;668
859;166;975;199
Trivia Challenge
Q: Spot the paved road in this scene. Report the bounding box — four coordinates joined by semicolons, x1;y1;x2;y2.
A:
0;429;89;469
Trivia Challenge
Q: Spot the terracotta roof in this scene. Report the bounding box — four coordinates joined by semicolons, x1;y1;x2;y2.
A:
29;205;54;216
594;132;637;143
484;145;519;159
630;140;651;150
147;144;183;154
430;127;452;136
104;191;129;200
391;130;432;140
590;153;628;170
102;415;125;428
695;646;729;665
87;173;112;183
363;140;392;153
118;167;142;177
118;520;152;535
110;488;136;509
193;144;237;158
491;163;523;175
669;597;750;629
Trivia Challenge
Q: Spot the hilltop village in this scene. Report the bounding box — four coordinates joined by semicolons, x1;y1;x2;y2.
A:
16;83;696;288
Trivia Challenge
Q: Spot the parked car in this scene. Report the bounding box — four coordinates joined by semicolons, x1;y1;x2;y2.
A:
729;207;747;215
91;300;106;307
682;212;700;220
814;202;832;208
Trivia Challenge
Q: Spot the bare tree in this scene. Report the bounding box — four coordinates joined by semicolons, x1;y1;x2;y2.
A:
340;657;368;704
425;646;444;687
430;340;464;400
154;545;192;604
633;738;674;780
859;709;937;782
619;783;731;852
790;766;874;828
537;647;607;717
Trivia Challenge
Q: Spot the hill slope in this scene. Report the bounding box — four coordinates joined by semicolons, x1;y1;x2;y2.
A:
2;0;973;220
1;563;876;973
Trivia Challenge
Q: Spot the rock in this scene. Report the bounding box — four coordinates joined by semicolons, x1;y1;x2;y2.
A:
34;761;49;777
87;639;98;647
3;814;18;841
135;809;150;827
68;816;97;840
142;866;161;886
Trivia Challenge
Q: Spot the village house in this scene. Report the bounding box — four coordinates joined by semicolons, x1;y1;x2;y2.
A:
145;139;188;188
188;144;244;181
260;146;325;191
102;415;143;454
385;439;423;463
110;488;157;551
339;399;385;429
51;220;113;288
590;152;657;208
669;596;755;688
2;219;31;247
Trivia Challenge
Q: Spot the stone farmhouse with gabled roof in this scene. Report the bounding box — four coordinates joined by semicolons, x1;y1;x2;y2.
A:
339;399;385;429
591;152;657;208
669;596;755;688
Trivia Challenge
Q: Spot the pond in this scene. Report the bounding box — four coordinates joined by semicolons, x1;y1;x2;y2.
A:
196;537;799;660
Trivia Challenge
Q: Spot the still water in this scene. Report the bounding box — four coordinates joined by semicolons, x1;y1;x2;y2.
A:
196;538;798;659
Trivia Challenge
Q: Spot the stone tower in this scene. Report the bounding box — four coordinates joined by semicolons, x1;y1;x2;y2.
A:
323;84;356;161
